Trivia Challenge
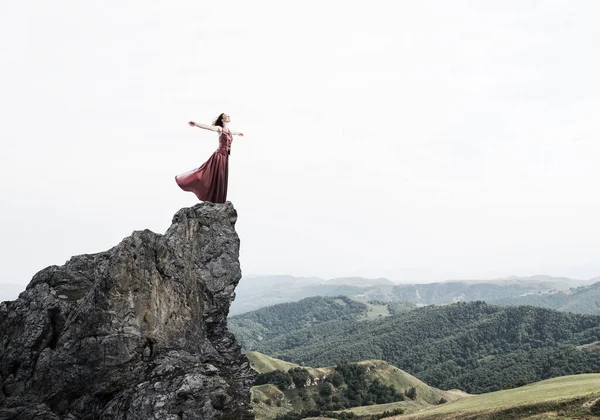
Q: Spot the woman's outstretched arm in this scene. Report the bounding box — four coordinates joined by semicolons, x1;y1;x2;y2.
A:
188;121;221;132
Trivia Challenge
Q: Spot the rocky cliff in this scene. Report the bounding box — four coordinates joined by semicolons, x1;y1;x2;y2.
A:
0;202;255;419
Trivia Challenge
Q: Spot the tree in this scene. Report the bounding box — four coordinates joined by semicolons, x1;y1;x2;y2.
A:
330;371;344;387
255;370;292;391
319;381;334;396
288;367;312;388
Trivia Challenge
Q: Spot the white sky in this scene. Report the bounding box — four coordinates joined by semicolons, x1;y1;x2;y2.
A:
1;0;600;292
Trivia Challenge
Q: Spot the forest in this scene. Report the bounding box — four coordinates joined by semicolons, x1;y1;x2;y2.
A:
230;298;600;393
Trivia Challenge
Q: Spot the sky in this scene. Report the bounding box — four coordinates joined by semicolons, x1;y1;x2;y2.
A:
1;0;600;297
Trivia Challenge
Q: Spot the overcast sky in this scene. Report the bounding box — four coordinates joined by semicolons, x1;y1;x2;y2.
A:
1;0;599;297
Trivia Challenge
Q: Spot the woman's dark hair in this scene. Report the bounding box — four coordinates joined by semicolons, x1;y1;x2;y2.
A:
212;113;226;127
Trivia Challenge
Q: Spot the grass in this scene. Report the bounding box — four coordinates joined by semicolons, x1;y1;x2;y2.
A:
246;351;300;374
339;400;427;416
361;360;465;406
251;384;291;419
252;383;329;420
388;373;600;419
326;361;466;418
359;301;391;321
246;350;335;379
250;357;469;419
248;353;600;420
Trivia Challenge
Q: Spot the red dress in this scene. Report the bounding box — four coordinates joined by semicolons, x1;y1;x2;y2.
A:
175;129;232;203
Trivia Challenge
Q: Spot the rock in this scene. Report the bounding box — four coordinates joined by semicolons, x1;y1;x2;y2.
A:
0;202;255;419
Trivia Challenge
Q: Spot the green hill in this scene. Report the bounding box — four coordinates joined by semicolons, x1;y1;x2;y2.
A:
247;354;466;420
231;275;380;315
246;351;301;374
230;300;600;394
230;296;395;349
390;373;600;419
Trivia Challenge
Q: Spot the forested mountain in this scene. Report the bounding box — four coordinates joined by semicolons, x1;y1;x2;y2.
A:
231;275;598;315
231;275;377;315
229;299;600;394
493;281;600;314
230;296;402;350
230;296;369;349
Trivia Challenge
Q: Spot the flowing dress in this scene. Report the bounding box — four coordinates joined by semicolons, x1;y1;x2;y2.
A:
175;128;232;203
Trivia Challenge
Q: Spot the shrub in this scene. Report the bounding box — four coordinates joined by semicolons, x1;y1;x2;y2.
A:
330;371;344;387
255;370;293;391
319;381;334;396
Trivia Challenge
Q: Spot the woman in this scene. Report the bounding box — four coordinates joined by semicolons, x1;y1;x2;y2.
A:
175;113;244;203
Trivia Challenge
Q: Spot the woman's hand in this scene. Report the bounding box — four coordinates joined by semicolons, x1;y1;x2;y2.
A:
188;121;196;127
238;132;244;137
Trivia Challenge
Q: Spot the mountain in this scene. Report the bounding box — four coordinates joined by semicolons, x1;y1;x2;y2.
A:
491;281;600;314
231;275;391;315
229;296;404;350
231;274;598;315
444;274;595;287
0;202;254;419
245;352;466;420
322;277;395;286
229;298;600;394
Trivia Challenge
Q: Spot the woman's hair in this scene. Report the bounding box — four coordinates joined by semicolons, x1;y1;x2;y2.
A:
212;113;226;127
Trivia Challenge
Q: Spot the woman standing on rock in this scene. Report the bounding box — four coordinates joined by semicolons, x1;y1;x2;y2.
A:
175;113;244;203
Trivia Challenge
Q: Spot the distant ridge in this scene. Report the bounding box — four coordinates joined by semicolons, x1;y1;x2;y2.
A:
321;277;395;286
231;274;599;315
440;274;595;287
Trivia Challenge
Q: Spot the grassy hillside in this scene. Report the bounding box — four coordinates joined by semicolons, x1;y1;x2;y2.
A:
362;361;462;405
247;351;300;374
247;354;600;419
389;373;600;419
248;355;466;420
231;300;600;394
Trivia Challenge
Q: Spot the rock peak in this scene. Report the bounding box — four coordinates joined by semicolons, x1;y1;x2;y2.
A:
0;202;254;419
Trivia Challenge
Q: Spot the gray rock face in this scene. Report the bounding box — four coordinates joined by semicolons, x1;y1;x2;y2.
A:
0;202;255;419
